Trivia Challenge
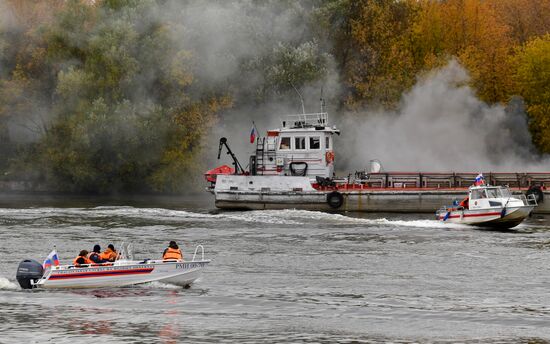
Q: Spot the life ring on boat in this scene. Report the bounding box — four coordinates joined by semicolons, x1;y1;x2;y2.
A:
327;191;344;209
325;151;335;164
526;186;544;203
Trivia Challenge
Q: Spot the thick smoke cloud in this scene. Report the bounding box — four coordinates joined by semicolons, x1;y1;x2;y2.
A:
1;1;547;179
336;61;549;173
175;1;340;168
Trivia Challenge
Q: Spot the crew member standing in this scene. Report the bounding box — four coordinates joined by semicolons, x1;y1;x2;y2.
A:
163;241;183;261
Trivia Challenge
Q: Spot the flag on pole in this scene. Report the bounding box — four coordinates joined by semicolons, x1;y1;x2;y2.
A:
250;123;258;144
474;173;485;186
43;249;60;269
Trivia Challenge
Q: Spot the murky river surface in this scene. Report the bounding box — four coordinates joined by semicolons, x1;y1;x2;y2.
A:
1;195;550;343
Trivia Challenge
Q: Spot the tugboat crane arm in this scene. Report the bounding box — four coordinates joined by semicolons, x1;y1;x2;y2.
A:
218;137;245;175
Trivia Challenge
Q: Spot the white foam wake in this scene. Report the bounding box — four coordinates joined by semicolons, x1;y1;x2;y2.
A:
141;281;182;289
0;277;19;290
228;209;470;229
0;206;471;228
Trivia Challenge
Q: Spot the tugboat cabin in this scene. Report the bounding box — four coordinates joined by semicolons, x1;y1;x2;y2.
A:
250;112;339;178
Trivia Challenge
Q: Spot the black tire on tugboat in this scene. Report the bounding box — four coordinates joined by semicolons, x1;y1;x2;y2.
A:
327;191;344;209
526;186;544;203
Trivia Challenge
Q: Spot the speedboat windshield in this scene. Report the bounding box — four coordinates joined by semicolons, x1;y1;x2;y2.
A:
486;188;499;198
499;187;512;198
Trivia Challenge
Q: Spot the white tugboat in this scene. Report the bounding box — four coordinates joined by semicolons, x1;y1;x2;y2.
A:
435;181;537;228
205;108;550;213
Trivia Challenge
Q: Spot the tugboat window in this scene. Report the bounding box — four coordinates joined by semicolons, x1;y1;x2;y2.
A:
325;136;330;149
280;137;291;150
295;137;306;150
309;137;320;149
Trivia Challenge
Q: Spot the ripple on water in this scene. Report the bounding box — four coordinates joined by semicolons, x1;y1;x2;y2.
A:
1;205;550;342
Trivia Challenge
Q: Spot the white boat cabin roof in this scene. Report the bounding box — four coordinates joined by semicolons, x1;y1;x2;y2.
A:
468;185;512;199
275;112;339;134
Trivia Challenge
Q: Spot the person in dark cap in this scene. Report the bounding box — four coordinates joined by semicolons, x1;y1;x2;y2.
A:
162;241;183;261
88;244;106;264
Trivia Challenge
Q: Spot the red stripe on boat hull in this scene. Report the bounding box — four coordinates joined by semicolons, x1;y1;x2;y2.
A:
447;212;501;219
49;267;154;280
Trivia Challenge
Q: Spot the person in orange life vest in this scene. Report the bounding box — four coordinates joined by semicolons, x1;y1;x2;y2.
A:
459;197;469;209
163;241;183;261
88;244;107;264
100;244;118;262
73;250;93;266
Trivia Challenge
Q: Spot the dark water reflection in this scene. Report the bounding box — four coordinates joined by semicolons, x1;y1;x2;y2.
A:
1;195;550;343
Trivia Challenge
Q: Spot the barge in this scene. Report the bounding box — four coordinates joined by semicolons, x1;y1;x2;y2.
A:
206;112;549;213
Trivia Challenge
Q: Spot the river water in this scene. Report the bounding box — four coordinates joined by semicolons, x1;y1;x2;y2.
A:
1;195;550;343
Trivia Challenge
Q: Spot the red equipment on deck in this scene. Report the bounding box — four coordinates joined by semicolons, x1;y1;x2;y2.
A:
204;165;235;183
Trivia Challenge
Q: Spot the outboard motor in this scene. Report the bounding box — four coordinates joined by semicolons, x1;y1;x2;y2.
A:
16;259;44;289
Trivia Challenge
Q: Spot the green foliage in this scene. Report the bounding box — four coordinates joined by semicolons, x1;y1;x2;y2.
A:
1;0;228;193
246;41;330;99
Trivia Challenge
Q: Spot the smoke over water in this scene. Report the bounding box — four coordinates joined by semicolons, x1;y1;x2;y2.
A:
1;1;548;185
336;61;549;173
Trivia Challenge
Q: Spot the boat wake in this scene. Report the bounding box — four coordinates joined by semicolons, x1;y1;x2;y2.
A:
0;206;472;229
142;281;185;289
219;209;472;229
0;277;19;290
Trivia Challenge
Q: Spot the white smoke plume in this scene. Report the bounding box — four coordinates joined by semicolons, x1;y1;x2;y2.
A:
336;60;549;173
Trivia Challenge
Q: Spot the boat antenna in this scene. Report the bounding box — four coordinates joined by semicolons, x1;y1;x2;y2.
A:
320;87;325;113
290;81;306;115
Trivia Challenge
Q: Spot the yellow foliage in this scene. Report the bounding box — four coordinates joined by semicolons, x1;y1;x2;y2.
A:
513;34;550;152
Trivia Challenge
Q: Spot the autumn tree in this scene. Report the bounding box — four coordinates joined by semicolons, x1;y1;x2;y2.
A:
417;0;513;103
339;0;420;109
513;34;550;153
0;0;64;173
489;0;550;44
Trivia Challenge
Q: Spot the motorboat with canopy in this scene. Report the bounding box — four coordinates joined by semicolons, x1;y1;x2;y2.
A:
436;183;537;228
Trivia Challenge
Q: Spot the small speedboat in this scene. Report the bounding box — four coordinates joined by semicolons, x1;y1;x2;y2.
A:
16;244;209;289
436;184;537;229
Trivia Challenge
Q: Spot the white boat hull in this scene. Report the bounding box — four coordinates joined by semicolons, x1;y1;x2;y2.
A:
436;205;534;229
37;260;209;289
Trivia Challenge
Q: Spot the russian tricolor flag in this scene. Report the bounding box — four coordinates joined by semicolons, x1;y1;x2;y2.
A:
43;249;60;269
474;173;485;186
250;125;257;144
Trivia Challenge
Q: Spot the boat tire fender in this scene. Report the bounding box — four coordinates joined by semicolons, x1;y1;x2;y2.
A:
526;186;544;203
327;191;344;209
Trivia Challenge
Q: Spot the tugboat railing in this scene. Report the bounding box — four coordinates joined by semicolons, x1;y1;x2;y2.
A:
282;112;328;128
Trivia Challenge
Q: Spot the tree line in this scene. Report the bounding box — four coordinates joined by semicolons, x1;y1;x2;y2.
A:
0;0;548;193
